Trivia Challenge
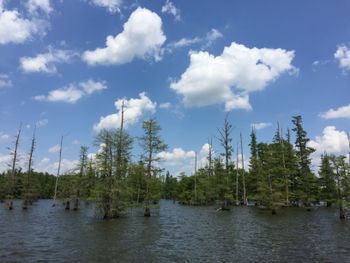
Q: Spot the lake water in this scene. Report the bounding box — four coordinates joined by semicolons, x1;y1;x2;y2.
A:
0;199;349;262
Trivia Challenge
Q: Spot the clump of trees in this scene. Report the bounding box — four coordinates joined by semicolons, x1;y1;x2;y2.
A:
175;115;350;219
1;115;349;220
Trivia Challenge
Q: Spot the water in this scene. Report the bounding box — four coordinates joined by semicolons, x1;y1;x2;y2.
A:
0;200;349;263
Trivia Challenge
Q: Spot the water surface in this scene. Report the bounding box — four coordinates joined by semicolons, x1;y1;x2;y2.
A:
0;200;349;262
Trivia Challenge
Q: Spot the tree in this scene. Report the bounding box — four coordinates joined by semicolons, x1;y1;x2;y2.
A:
318;154;337;206
217;114;233;210
330;155;349;219
292;115;316;208
139;118;167;216
22;126;36;209
6;123;22;210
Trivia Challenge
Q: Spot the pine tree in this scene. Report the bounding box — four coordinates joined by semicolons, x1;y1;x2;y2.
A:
291;115;316;208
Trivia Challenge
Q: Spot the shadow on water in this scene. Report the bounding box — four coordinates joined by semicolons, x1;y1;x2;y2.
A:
0;200;349;262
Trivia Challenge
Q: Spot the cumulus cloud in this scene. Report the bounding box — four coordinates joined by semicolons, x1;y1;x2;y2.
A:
320;103;350;119
19;48;77;74
34;157;78;175
309;126;348;155
93;92;156;131
0;74;12;88
334;45;350;72
251;122;272;130
90;0;122;13
308;126;349;169
161;0;181;21
0;1;48;45
170;42;297;111
82;7;166;66
156;147;196;175
34;79;107;103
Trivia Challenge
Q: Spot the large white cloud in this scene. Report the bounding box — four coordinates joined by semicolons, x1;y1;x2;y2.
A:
170;42;297;111
34;79;107;103
320;103;350;119
308;126;349;170
19;48;76;74
93;92;156;131
90;0;122;13
0;2;48;44
309;126;348;155
82;7;166;66
334;45;350;71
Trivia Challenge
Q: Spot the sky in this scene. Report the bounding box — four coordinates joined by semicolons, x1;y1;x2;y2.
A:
0;0;349;176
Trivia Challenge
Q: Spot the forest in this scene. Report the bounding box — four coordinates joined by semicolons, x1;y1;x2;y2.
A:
1;114;349;220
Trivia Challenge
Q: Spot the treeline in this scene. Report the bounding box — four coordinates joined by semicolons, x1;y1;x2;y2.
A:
1;114;349;220
171;115;350;218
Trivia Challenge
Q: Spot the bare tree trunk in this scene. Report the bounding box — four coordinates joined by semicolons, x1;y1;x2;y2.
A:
53;136;63;207
236;142;239;206
279;125;289;206
7;123;22;210
194;151;197;204
240;133;247;205
23;126;36;210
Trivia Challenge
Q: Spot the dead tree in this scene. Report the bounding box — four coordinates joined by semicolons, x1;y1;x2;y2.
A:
7;123;22;210
53;136;63;207
22;126;36;209
240;132;247;205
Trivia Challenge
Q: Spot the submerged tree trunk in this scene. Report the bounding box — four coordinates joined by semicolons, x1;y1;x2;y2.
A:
53;136;63;207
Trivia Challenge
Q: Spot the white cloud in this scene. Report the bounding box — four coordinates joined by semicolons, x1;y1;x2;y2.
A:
36;118;48;127
48;144;60;153
27;0;52;15
0;2;48;44
72;139;80;145
82;7;166;66
161;0;181;21
34;157;78;174
0;132;10;141
90;0;122;13
156;147;196;175
167;28;222;51
93;92;156;131
202;28;223;48
334;45;350;71
309;126;349;170
0;74;12;88
168;37;201;49
170;42;296;111
34;79;107;103
0;152;11;172
251;122;272;130
159;102;172;109
320;103;350;119
309;126;348;155
19;48;76;74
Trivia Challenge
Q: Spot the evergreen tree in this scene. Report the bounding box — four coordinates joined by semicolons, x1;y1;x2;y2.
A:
139;118;167;216
292;115;316;208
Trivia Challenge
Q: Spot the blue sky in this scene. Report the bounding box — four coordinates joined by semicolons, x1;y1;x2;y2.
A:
0;0;349;175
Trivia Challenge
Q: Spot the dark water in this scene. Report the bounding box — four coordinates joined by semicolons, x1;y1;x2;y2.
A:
0;200;350;263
